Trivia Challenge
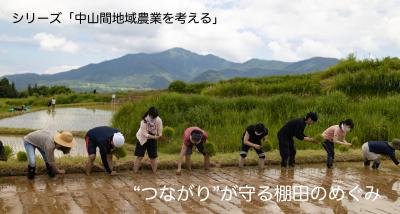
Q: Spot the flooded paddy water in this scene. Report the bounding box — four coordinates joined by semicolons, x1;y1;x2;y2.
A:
0;163;398;214
0;135;88;157
0;106;114;158
0;107;113;131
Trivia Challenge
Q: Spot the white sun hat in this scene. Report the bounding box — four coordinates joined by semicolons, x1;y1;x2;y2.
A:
112;132;125;147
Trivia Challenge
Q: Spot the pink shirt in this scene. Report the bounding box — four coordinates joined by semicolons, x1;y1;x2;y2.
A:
183;127;208;146
322;125;346;142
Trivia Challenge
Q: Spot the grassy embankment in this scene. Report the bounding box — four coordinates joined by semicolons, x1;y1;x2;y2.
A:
2;57;400;175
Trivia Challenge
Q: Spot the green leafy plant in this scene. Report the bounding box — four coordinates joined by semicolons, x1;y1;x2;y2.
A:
314;134;324;143
338;145;350;152
112;147;127;159
162;126;175;143
262;141;272;152
350;137;359;145
203;142;217;156
16;151;27;162
3;145;13;159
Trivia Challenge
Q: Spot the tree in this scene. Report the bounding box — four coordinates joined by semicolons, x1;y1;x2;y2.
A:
0;78;18;98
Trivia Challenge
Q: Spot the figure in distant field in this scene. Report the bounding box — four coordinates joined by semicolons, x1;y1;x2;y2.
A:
51;98;56;108
239;123;268;170
0;140;7;161
362;139;400;169
111;94;116;104
278;112;319;167
85;126;125;175
176;127;209;175
321;119;354;168
24;130;76;179
134;107;163;173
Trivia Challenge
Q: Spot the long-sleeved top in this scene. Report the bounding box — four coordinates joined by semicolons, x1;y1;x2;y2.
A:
24;130;57;165
136;116;163;145
278;118;307;140
322;125;346;142
86;126;119;173
368;141;399;165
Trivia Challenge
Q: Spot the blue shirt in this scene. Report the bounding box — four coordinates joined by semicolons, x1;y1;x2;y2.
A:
368;141;399;165
86;126;119;173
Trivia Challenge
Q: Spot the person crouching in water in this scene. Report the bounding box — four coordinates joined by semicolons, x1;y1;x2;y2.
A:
85;126;125;175
176;127;209;175
321;119;354;168
278;112;319;168
239;123;268;170
24;130;76;179
362;139;400;169
134;107;163;173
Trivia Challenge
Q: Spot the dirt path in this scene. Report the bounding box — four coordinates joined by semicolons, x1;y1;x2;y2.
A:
0;163;399;213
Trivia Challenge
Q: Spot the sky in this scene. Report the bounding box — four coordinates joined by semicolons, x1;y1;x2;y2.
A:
1;0;400;76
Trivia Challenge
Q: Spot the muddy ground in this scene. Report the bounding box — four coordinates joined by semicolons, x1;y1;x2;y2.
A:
0;162;399;214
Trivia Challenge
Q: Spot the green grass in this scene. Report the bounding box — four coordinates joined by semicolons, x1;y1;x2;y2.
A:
167;56;400;97
112;92;400;152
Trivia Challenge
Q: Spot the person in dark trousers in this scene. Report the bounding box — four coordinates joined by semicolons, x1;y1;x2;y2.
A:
239;123;268;170
278;112;319;167
321;119;354;168
362;139;400;169
23;130;77;179
134;107;163;173
0;140;7;161
176;127;209;175
85;126;125;175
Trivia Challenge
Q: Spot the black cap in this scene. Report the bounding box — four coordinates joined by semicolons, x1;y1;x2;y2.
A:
255;123;268;135
191;130;203;142
306;112;318;122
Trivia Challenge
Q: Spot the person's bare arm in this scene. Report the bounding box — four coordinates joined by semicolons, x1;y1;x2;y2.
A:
243;131;261;149
332;135;351;146
303;136;318;144
176;144;188;174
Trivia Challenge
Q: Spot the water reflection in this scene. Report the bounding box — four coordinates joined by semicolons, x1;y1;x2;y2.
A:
1;135;89;157
0;107;112;131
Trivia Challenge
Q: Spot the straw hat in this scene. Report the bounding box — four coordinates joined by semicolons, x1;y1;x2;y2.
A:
54;131;77;148
389;138;400;150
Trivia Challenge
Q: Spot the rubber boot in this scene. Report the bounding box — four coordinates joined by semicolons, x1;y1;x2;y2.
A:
28;165;35;179
288;158;295;167
364;160;371;167
327;156;334;169
372;160;380;169
45;162;56;177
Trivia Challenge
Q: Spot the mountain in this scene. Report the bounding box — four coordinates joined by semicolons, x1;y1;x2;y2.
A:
3;48;339;91
191;57;339;82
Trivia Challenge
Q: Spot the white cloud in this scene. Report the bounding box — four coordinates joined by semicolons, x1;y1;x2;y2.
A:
268;40;299;61
34;32;79;53
43;65;80;74
296;39;342;59
0;0;400;67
